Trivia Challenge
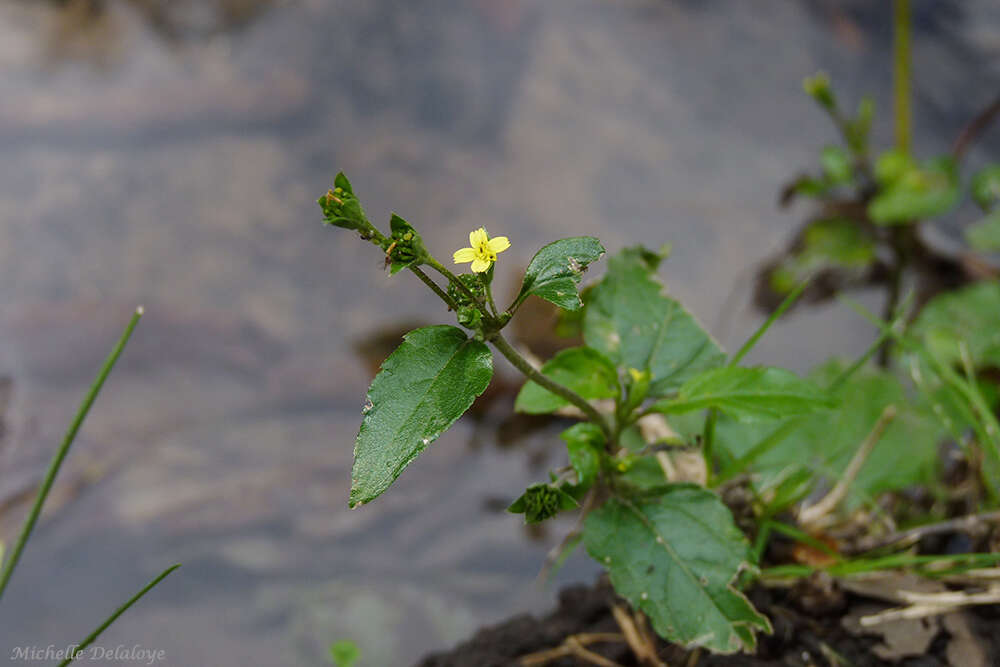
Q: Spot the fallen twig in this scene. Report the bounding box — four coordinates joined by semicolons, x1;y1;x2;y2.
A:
518;633;627;667
860;585;1000;626
611;604;667;667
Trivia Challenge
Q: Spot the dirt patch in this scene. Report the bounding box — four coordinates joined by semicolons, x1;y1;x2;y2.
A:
416;577;999;667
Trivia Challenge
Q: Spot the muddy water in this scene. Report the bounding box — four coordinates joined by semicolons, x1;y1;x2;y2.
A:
0;1;998;664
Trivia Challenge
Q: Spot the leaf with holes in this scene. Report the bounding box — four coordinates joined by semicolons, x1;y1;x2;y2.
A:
350;325;493;507
584;485;770;653
515;237;605;311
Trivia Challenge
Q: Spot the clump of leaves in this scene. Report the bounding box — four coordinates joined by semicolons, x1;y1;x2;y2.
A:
316;172;887;653
759;25;1000;338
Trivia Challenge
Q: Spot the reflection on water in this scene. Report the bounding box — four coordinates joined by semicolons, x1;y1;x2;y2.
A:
0;0;998;663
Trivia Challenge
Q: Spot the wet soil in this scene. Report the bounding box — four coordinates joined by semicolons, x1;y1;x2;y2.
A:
417;577;1000;667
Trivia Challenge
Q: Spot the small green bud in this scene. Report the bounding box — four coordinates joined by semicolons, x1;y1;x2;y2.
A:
803;71;836;111
507;483;579;524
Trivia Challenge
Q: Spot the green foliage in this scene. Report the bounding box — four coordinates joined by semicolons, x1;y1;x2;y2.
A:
971;165;1000;211
514;237;605;311
716;360;942;508
514;346;618;414
350;325;493;508
820;145;853;184
768;218;877;295
561;423;604;490
584;486;770;653
651;366;835;421
508;483;579;524
868;154;959;225
584;248;726;397
320;168;1000;658
329;640;361;667
965;211;1000;252
907;281;1000;369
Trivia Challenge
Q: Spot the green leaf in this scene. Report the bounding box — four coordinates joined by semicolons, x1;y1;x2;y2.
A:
584;486;770;653
908;281;1000;369
770;218;876;291
329;640;361;667
508;483;579;524
971;165;1000;211
651;366;835;421
350;326;493;507
515;237;606;311
584;248;726;397
966;211;1000;252
846;96;874;154
561;423;604;489
873;149;915;185
714;360;942;508
868;156;959;225
821;145;852;184
614;455;669;494
514;346;618;414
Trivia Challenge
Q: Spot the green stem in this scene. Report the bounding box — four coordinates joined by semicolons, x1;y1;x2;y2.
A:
489;333;613;441
702;409;718;486
58;564;180;666
893;0;912;156
410;266;459;311
425;256;492;318
730;278;809;367
0;307;143;602
484;280;500;318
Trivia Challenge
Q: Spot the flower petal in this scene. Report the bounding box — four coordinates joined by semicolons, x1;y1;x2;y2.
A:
487;236;510;254
469;227;488;249
470;257;492;273
453;247;477;263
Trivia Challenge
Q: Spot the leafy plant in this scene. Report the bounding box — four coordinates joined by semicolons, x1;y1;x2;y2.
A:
316;173;881;653
317;3;1000;660
761;0;1000;369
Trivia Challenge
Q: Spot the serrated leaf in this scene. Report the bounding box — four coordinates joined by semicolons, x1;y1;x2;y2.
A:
971;165;1000;211
966;211;1000;252
584;486;770;653
908;281;1000;369
514;346;618;414
350;325;493;507
584;248;726;397
651;366;836;421
561;423;604;489
515;237;605;311
868;156;959;225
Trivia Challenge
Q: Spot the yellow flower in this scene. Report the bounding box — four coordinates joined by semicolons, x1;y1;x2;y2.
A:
453;227;510;273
